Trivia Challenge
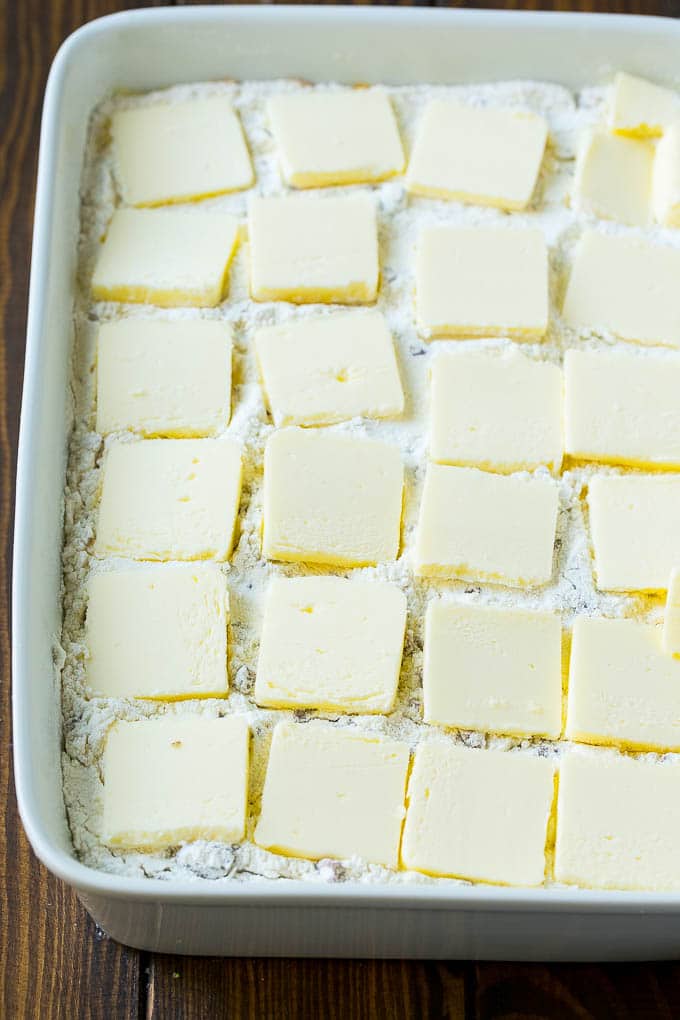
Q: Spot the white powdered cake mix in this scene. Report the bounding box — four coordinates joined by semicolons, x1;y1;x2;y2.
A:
60;77;678;886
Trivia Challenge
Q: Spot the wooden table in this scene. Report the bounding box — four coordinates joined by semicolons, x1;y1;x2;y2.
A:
3;1;680;1015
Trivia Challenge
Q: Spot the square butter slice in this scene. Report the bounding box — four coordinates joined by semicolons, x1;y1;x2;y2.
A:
91;208;240;308
254;721;409;867
588;474;680;592
401;743;555;886
430;347;563;472
406;100;547;210
86;564;229;701
424;602;562;739
652;122;680;228
254;576;407;713
248;194;379;304
111;96;253;207
416;226;549;340
609;71;680;137
268;89;404;188
254;310;404;427
572;130;652;227
263;427;403;567
96;319;231;437
415;464;558;587
555;751;680;891
562;230;680;349
564;348;680;469
102;714;249;850
95;438;242;562
664;568;680;657
566;616;680;753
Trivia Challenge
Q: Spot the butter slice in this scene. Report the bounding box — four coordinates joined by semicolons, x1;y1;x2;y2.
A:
268;90;404;188
248;195;379;304
415;464;558;587
573;130;652;227
564;347;680;469
588;474;680;592
566;616;680;752
96;319;231;437
424;602;562;739
554;751;680;891
562;230;680;349
430;347;562;472
86;565;228;701
652;122;680;227
254;576;406;713
91;208;240;307
254;310;403;427
102;714;249;850
111;96;253;207
254;721;409;867
663;568;680;657
609;72;680;138
401;744;554;886
406;100;547;210
95;438;242;562
263;428;403;567
416;226;548;340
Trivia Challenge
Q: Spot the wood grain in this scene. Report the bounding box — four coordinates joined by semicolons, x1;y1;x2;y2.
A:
2;2;680;1018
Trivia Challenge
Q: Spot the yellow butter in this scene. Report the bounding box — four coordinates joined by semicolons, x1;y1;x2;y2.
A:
401;743;554;886
572;130;652;227
652;122;680;227
663;568;680;657
416;226;549;340
254;721;409;868
95;438;242;562
86;564;229;700
609;71;680;138
254;576;406;714
424;601;562;739
248;194;379;304
262;427;403;568
102;714;249;850
268;89;404;188
111;96;253;206
415;464;558;587
406;100;547;210
96;319;231;437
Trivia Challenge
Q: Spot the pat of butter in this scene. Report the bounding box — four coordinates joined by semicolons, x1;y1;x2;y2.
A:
102;714;249;850
609;71;680;138
254;576;406;714
572;130;652;227
262;427;403;567
111;96;253;207
415;464;558;587
254;310;404;427
424;602;562;739
588;474;680;593
86;564;229;700
562;230;680;350
663;568;680;658
248;194;379;304
91;208;240;308
652;122;680;227
95;438;242;562
268;89;404;188
96;319;231;437
406;100;547;210
566;616;680;752
416;226;549;340
254;721;409;867
564;347;680;470
401;743;555;886
554;750;680;891
430;347;562;472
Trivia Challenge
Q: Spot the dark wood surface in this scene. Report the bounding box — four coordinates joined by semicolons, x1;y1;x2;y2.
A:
3;1;680;1016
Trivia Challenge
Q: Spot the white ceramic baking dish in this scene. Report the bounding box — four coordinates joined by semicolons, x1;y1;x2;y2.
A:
13;5;680;960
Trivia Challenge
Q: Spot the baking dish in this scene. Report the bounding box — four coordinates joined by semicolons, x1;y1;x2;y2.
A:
13;5;680;960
